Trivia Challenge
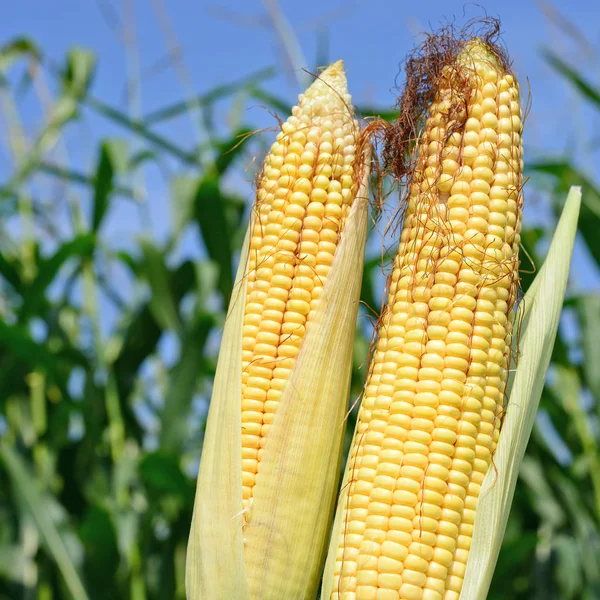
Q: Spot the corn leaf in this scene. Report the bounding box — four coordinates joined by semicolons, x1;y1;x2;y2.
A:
214;126;253;176
0;37;42;72
243;163;371;600
459;186;582;600
38;160;135;198
92;139;128;232
193;177;233;299
528;160;600;268
543;49;600;108
112;260;196;408
576;294;600;407
0;441;89;600
83;95;197;164
160;315;214;453
143;66;277;125
140;241;183;336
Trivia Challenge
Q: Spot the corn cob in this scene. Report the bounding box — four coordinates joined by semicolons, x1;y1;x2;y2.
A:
188;60;371;600
241;60;361;509
324;39;523;600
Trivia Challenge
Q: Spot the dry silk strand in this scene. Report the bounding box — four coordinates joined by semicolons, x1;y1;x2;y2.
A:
241;60;361;509
326;40;523;600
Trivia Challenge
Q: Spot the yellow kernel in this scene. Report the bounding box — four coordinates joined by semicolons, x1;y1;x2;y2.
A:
400;582;425;599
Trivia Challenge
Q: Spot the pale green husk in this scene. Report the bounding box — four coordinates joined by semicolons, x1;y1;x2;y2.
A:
320;388;361;600
459;186;581;599
185;228;250;600
186;157;371;600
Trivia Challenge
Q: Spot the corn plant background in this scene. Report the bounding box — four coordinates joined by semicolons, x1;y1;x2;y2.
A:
1;1;600;599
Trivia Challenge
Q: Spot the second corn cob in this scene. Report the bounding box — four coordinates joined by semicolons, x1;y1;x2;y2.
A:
323;37;523;600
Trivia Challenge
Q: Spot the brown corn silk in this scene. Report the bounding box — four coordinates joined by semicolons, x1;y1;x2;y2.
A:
324;39;523;600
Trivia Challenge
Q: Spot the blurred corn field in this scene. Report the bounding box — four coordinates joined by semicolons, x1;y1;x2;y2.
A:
1;4;600;600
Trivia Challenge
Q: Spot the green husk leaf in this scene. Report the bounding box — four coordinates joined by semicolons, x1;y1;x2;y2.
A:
243;159;371;600
185;230;250;600
459;186;581;599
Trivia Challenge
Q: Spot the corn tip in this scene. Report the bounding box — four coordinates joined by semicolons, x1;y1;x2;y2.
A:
460;38;502;70
301;60;349;107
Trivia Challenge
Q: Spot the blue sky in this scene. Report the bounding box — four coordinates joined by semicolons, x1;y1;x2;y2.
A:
3;0;597;140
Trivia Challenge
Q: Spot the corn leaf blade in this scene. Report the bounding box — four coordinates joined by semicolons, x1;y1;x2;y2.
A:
0;442;90;600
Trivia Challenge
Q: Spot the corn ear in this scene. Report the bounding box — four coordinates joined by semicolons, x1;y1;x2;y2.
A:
459;186;581;600
186;61;371;600
323;37;524;600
